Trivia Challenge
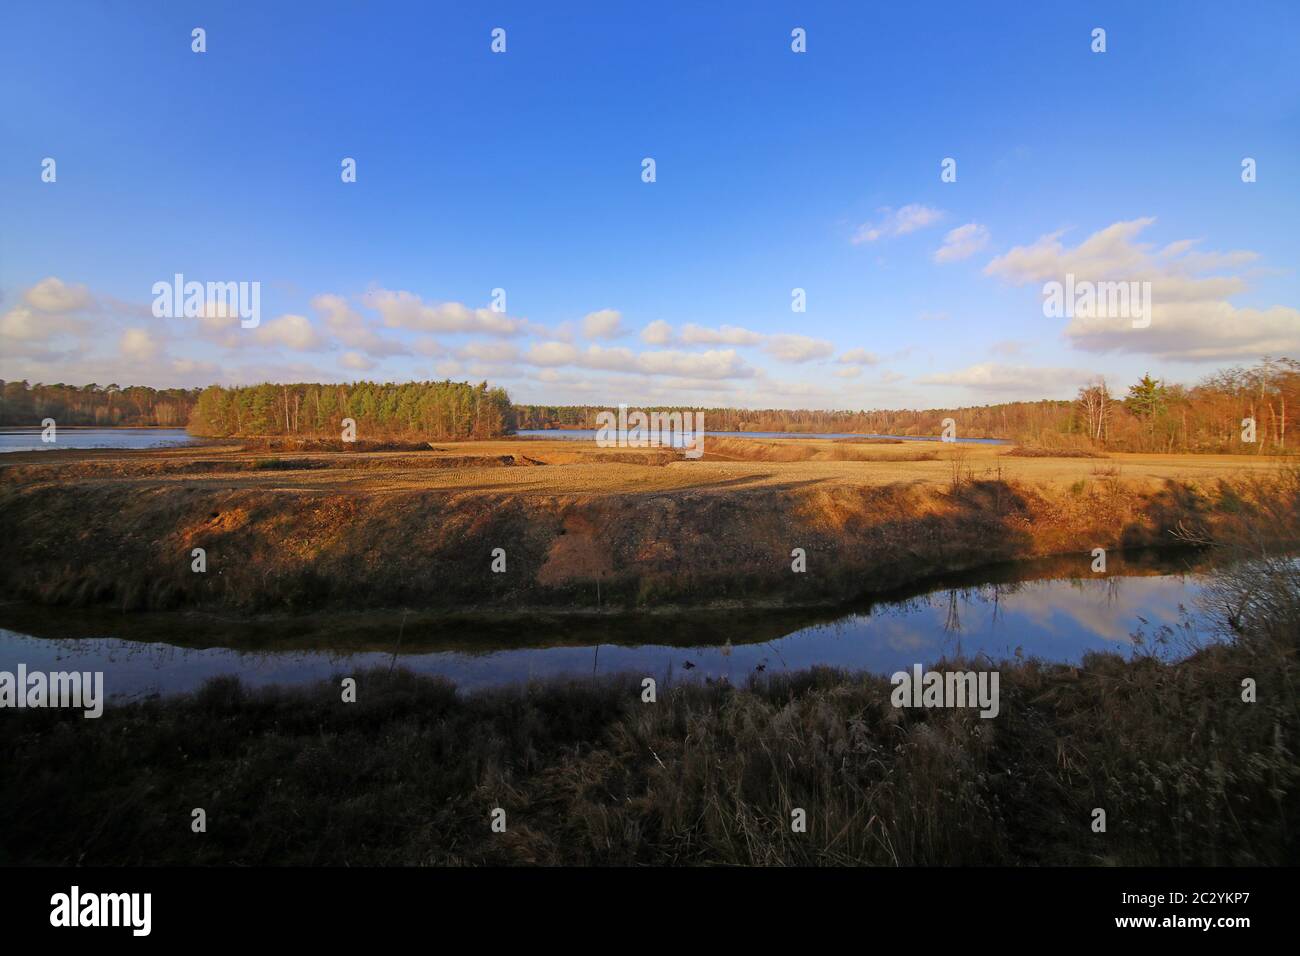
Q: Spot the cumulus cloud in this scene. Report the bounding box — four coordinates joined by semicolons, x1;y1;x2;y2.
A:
680;323;765;346
340;351;376;371
458;341;520;363
364;289;523;337
311;294;408;356
0;306;49;341
636;348;752;379
119;328;161;363
1;277;95;343
523;341;752;379
933;223;990;263
837;348;880;365
917;363;1094;395
640;319;674;345
763;334;835;363
525;341;579;367
634;323;836;365
984;218;1298;361
254;314;325;351
853;204;944;244
581;309;624;339
25;276;93;313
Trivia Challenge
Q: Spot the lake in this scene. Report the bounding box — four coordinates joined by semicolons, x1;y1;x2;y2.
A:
0;427;1005;453
0;550;1228;703
0;427;197;453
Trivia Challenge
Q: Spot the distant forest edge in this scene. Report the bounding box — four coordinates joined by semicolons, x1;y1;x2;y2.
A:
520;356;1298;454
1;356;1295;452
0;381;195;427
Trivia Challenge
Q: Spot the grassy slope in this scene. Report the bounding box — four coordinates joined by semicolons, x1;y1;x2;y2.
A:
0;438;1295;614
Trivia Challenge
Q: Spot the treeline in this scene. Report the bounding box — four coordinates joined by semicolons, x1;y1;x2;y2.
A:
0;380;198;427
1070;358;1298;454
514;401;1070;438
188;381;516;440
514;357;1300;454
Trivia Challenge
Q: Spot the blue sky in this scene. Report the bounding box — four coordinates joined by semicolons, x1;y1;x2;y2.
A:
2;1;1297;409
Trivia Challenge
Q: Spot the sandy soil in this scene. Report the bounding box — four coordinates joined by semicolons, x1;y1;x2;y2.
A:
0;435;1282;497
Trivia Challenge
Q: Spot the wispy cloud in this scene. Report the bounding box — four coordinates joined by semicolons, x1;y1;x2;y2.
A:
853;204;944;244
933;223;990;263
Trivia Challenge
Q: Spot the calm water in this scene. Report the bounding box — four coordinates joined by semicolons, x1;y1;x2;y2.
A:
516;429;1008;445
0;427;197;453
0;552;1225;702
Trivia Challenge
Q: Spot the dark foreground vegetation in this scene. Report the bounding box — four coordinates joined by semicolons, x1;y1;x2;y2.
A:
2;550;1295;866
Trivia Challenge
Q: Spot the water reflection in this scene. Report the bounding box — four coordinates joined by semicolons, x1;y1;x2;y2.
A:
0;427;196;453
0;551;1224;700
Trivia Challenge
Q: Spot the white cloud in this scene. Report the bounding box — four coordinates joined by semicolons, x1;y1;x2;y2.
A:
254;313;324;351
853;204;944;244
636;348;752;379
984;218;1299;361
763;334;835;363
119;328;161;362
523;341;752;379
680;323;765;346
340;351;376;371
458;341;520;363
933;223;990;263
581;309;624;339
917;363;1094;395
640;319;673;345
525;341;579;366
25;276;92;313
1;277;94;342
311;294;407;356
0;306;47;341
837;348;880;365
365;289;523;337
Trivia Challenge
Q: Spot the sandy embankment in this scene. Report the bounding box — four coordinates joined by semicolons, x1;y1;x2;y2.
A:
0;436;1293;613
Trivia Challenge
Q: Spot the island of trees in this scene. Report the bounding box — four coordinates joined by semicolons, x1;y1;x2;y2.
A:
188;380;516;440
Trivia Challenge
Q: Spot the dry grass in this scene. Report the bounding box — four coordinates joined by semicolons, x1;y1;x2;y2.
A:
1;438;1296;614
3;550;1294;866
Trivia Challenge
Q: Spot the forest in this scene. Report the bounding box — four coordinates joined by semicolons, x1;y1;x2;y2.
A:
187;380;516;440
5;356;1295;454
515;357;1300;454
0;381;198;427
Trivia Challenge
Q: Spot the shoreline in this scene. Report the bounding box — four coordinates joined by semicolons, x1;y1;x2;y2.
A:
0;545;1220;651
2;439;1296;617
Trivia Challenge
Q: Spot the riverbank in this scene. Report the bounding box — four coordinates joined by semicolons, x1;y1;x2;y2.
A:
2;550;1295;866
1;438;1296;614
